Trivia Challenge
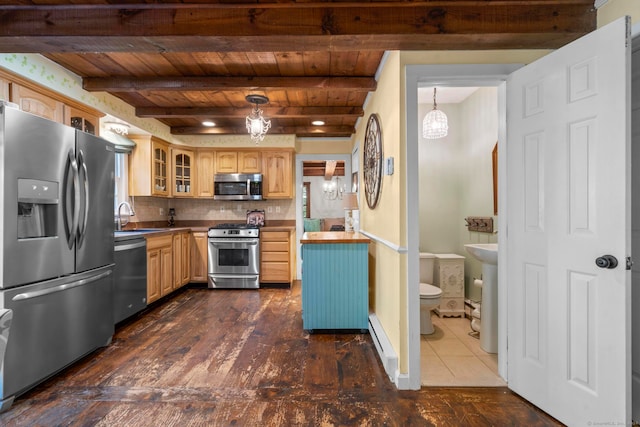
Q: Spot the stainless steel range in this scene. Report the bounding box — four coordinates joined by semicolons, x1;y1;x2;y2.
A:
207;224;260;289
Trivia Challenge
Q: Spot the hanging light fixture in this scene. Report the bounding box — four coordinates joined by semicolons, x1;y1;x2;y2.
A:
422;88;448;139
245;94;271;144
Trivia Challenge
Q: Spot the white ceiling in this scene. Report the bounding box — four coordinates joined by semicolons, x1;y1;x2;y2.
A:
418;87;479;105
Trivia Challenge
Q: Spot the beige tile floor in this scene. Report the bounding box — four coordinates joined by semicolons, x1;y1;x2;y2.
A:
421;315;506;387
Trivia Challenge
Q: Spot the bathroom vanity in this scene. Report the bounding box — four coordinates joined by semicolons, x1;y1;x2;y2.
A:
300;231;370;331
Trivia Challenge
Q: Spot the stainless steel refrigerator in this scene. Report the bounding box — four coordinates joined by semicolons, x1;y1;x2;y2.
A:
0;105;115;411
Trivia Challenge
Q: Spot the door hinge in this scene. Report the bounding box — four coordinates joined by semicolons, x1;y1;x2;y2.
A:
626;256;633;270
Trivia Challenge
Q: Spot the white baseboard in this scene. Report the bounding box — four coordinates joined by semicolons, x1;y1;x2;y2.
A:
368;313;399;384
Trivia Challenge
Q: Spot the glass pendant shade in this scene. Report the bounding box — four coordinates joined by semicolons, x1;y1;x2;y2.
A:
422;88;448;139
245;94;271;144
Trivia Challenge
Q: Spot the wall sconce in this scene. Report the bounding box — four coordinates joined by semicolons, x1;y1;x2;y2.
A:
245;94;271;144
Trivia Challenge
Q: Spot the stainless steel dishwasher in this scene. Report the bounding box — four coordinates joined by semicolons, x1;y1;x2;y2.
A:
114;235;147;324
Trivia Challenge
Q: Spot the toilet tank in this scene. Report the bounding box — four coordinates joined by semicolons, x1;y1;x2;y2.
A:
419;253;435;284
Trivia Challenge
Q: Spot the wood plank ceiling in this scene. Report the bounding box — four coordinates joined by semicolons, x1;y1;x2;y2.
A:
0;1;596;138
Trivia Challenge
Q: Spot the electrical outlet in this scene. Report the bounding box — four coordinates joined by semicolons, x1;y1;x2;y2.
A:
275;206;281;213
267;206;273;213
159;208;165;216
220;206;225;213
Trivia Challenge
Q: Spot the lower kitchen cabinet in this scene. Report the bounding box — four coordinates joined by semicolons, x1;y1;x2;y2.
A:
190;231;208;283
260;230;295;284
173;231;191;290
146;234;173;303
300;233;370;331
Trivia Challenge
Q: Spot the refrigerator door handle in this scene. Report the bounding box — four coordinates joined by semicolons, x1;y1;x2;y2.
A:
11;270;113;301
77;149;89;248
65;149;81;249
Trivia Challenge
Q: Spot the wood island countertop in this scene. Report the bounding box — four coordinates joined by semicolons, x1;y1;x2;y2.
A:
301;231;371;244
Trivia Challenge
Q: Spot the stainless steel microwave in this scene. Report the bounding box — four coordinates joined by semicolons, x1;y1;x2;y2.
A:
214;173;263;201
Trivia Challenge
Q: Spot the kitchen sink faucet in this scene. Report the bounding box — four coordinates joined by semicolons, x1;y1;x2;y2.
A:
116;201;134;231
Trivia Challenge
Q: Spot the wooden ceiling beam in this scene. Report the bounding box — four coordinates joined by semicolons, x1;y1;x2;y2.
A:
83;76;376;92
136;106;364;119
0;2;596;52
324;160;338;180
170;124;355;137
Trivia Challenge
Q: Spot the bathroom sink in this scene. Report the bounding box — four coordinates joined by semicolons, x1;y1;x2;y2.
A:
464;243;498;354
464;243;498;265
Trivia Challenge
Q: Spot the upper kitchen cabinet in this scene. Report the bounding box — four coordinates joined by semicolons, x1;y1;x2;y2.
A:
171;147;195;197
215;150;261;174
0;76;9;101
239;151;261;173
10;83;64;123
65;105;100;135
0;70;102;131
129;135;171;197
262;150;293;199
196;149;215;198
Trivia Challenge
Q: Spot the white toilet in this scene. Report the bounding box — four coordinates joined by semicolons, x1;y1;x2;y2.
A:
419;253;443;335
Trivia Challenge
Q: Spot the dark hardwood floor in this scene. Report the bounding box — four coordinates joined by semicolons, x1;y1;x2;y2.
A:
0;282;562;426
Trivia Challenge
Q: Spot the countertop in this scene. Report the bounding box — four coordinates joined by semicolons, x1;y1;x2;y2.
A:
114;225;295;241
300;231;371;244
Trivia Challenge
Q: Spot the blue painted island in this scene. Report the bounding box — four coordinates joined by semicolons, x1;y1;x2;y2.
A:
300;231;371;332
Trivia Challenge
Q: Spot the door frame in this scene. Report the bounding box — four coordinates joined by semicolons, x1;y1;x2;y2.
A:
405;64;521;386
294;153;352;280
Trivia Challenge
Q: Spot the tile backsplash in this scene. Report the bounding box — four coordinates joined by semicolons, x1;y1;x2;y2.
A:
129;196;295;223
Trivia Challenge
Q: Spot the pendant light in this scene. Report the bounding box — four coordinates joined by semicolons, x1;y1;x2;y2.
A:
422;88;448;139
245;94;271;144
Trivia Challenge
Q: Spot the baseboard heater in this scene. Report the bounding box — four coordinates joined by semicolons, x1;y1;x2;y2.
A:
368;313;398;382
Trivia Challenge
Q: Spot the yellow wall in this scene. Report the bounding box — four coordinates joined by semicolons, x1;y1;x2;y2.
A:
295;138;354;155
351;52;406;361
360;2;640;376
598;0;640;27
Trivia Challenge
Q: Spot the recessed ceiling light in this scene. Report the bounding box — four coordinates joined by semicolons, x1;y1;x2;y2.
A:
202;121;216;127
312;120;325;126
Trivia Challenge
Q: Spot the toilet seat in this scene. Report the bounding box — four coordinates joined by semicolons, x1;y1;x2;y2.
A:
420;283;442;299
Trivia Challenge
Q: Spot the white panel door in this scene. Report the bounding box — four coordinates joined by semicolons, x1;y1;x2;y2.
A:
507;17;631;426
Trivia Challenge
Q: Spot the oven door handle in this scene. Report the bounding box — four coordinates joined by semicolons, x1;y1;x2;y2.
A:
209;274;259;279
208;239;259;245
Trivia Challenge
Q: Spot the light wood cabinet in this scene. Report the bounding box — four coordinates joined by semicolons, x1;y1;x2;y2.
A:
260;230;295;284
215;150;261;174
172;232;191;289
65;105;98;135
190;231;209;283
171;148;195;197
239;151;261;173
216;151;238;174
262;150;293;199
146;234;173;304
181;232;191;285
0;77;10;102
196;149;215;198
11;83;64;123
129;135;171;197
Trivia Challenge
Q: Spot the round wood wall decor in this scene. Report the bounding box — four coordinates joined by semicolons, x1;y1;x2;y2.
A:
363;113;383;209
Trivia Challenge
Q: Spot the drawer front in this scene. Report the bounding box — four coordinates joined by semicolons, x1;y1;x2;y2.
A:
261;252;289;262
261;262;290;282
146;234;173;250
261;231;289;241
261;241;289;252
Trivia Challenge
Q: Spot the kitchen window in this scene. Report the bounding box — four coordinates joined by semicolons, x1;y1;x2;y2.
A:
114;152;129;213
